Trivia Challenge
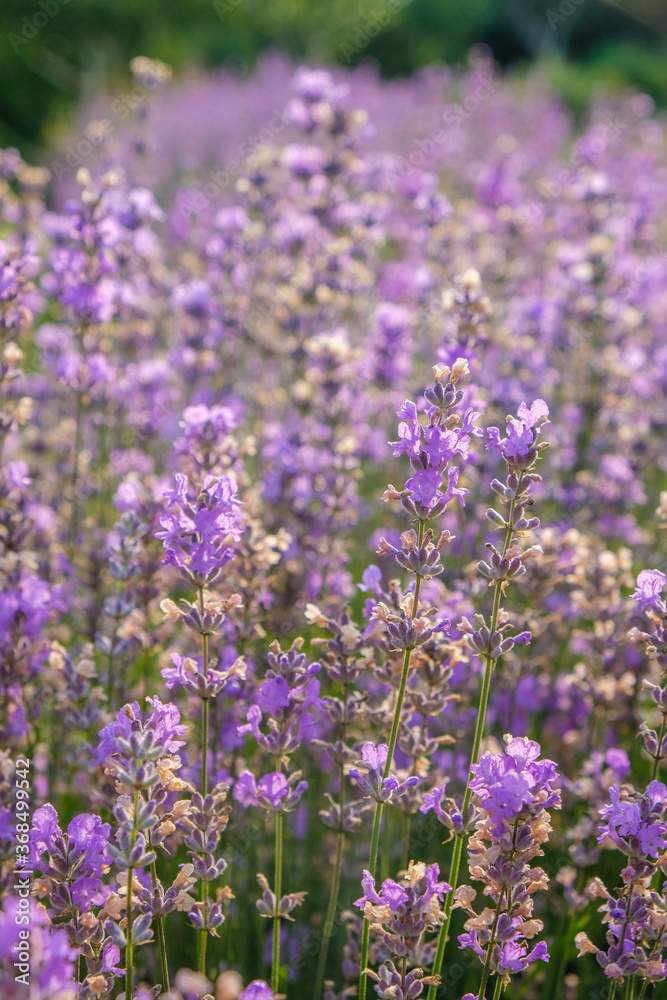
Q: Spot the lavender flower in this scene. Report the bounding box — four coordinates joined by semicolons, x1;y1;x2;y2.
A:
349;742;419;803
575;780;667;989
632;569;667;612
31;805;110;909
354;862;449;997
97;696;187;767
597;781;667;858
162;650;246;699
97;698;189;995
455;737;560;995
385;360;477;521
234;770;308;811
419;780;472;837
240;982;275;1000
0;898;76;999
486;400;550;468
237;638;321;755
156;473;243;586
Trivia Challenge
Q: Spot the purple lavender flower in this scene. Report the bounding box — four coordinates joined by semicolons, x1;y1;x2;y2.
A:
597;781;667;858
632;569;667;612
384;362;477;520
155;472;243;586
355;870;408;911
96;696;187;766
486;399;550;468
349;741;419;803
355;864;450;917
162;650;246;699
31;804;110;880
419;779;470;836
0;898;76;999
457;737;560;992
469;736;560;827
237;639;321;755
354;862;449;994
233;770;308;812
240;982;275;1000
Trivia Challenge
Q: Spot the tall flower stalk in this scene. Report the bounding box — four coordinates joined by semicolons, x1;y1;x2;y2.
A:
455;737;560;1000
235;638;316;987
574;568;667;999
357;361;477;1000
272;804;284;991
308;608;373;999
30;804;116;999
574;778;667;999
354;862;449;997
197;585;211;975
426;398;550;999
97;697;187;999
155;470;243;974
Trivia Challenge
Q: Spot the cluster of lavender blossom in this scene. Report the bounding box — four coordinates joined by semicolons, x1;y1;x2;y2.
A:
1;51;667;1000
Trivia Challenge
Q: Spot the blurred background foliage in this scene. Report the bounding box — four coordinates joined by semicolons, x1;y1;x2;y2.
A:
1;0;666;157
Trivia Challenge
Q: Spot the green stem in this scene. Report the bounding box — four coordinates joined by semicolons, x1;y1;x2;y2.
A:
625;975;635;1000
427;641;498;1000
477;887;506;1000
313;763;346;1000
97;408;113;523
383;577;423;779
608;880;639;1000
313;828;344;998
68;390;84;554
492;974;503;1000
637;980;648;1000
401;720;424;875
151;861;170;994
197;692;210;976
201;692;209;798
140;648;150;702
271;810;284;991
429;834;463;996
651;714;666;782
400;811;411;873
359;522;426;1000
358;800;384;1000
125;788;140;1000
547;909;574;1000
197;585;211;977
427;480;523;1000
381;804;391;882
106;614;120;708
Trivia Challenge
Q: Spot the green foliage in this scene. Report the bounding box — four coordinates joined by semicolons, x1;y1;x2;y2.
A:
541;40;667;115
0;0;666;155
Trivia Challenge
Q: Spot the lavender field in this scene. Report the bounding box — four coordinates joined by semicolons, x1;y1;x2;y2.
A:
3;51;667;1000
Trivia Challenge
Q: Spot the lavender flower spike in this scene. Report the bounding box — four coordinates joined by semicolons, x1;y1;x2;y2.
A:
349;741;419;803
